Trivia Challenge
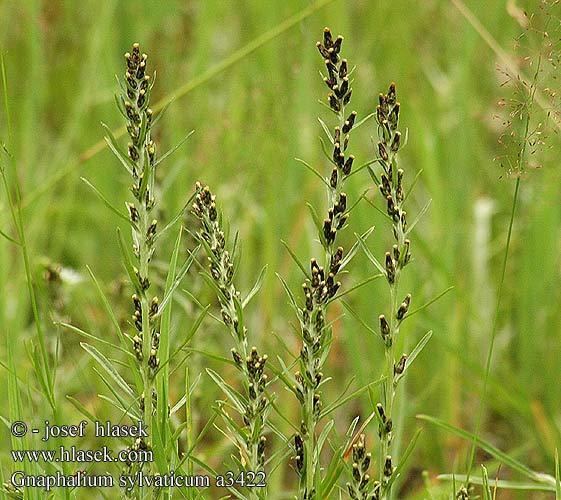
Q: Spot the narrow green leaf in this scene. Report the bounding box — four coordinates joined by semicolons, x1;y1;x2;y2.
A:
339;226;375;272
405;286;454;320
155;191;196;242
85;265;128;346
317;98;337;115
0;228;20;245
154;130;195;167
316;420;334;458
555;448;561;500
319;444;346;498
101;122;134;175
481;465;493;500
242;265;267;309
281;240;311;279
352;111;375;131
317;116;333;143
346;158;378;179
206;369;245;414
341;300;378;337
437;474;555;492
296;157;329;188
151;99;173;128
306;202;325;246
404;168;424;202
276;273;300;314
405;198;432;235
364;195;392;221
367;165;381;185
58;321;131;357
94;366;138;419
345;188;370;216
116;227;141;292
320;377;384;418
319;136;337;165
395;331;433;385
65;396;97;424
386;428;422;490
327;273;383;304
355;231;385;274
97;394;138;421
81;342;134;399
157;245;200;317
166;305;209;371
417;415;556;486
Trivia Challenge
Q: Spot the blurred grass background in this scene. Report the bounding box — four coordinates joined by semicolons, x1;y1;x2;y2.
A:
1;0;560;498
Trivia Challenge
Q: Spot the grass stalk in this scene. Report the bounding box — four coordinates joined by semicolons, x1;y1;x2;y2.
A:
464;29;543;489
1;53;54;409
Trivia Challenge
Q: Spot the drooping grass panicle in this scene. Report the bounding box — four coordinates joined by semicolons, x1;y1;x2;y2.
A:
494;0;561;177
290;27;358;500
192;183;270;490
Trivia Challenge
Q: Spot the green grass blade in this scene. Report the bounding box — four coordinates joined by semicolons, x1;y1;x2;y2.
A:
418;414;556;486
81;342;135;400
81;177;135;228
438;474;555;492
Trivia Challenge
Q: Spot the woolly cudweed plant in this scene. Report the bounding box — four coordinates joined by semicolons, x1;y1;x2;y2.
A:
192;183;270;498
288;27;357;500
117;43;161;457
78;43;163;495
78;42;158;484
373;83;409;499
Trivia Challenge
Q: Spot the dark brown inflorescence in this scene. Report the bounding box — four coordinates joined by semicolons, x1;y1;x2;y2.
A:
346;434;379;500
292;27;358;500
370;83;416;498
192;182;269;473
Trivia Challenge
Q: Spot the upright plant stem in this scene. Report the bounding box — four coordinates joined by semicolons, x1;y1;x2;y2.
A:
1;54;54;409
465;42;541;487
192;184;269;499
465;176;520;485
291;28;358;500
368;83;412;500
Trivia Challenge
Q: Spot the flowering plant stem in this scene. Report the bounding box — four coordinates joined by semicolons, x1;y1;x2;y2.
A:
292;27;358;500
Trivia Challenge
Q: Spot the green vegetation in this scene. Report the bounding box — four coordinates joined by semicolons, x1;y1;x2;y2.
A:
1;1;560;498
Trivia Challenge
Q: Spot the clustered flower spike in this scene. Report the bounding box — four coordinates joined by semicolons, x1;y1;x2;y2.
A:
317;28;357;249
375;84;411;278
117;43;161;495
367;83;418;497
317;27;353;112
192;182;270;469
292;29;359;499
122;44;156;204
346;434;379;500
120;44;161;388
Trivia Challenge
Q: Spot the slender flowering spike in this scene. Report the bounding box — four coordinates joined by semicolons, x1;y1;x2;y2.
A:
363;83;428;499
347;434;373;500
106;42;166;493
192;184;269;486
293;27;359;500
